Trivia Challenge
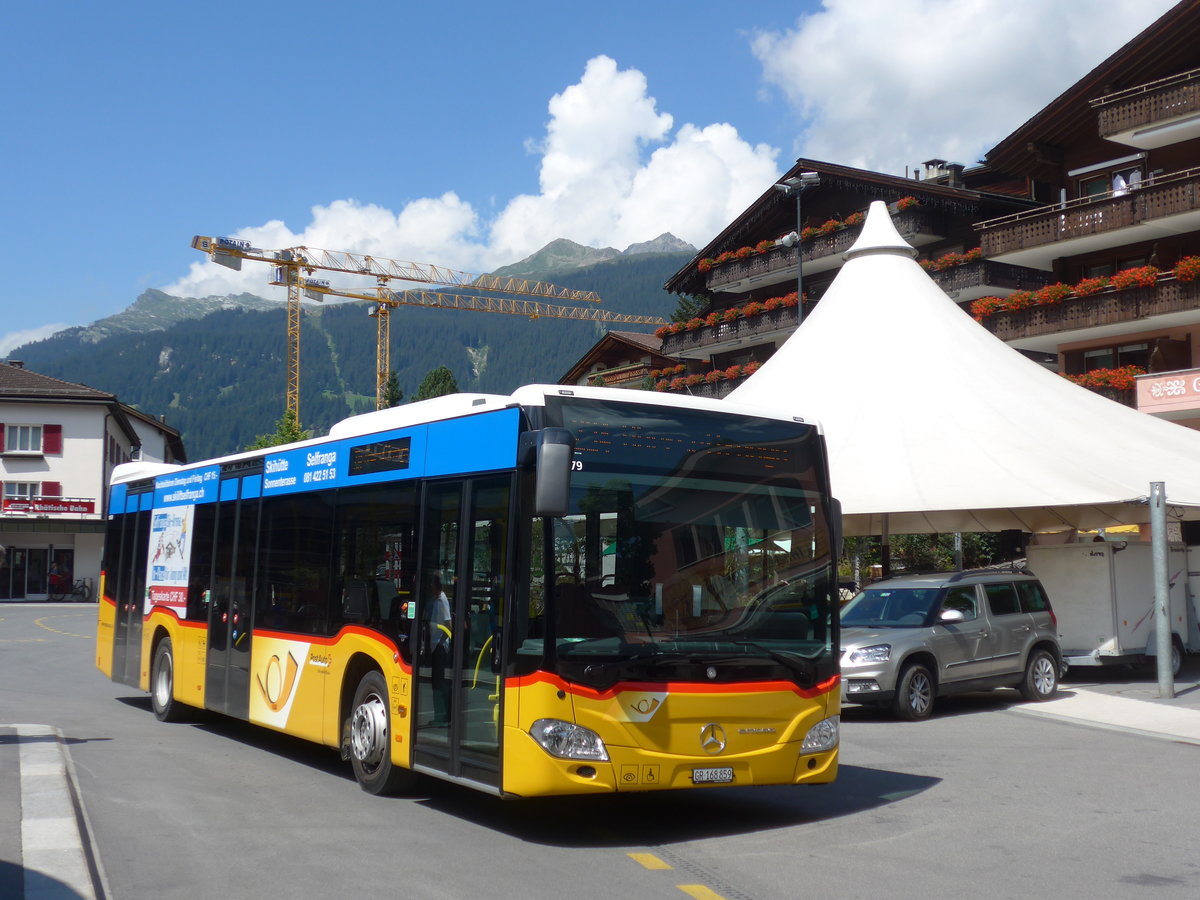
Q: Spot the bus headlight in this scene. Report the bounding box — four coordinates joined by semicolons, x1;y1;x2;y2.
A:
530;718;610;761
801;716;839;753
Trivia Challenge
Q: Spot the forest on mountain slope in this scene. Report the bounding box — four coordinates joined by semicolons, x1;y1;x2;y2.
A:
13;252;689;460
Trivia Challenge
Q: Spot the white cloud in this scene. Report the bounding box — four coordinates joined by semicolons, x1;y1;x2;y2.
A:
165;194;482;299
164;56;778;299
1;324;71;357
752;0;1180;175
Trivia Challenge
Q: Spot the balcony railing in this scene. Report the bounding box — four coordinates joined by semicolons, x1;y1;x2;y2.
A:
660;305;801;355
981;276;1200;343
652;379;745;400
928;260;1051;301
1083;386;1136;408
586;363;655;387
1092;67;1200;139
977;167;1200;261
706;209;946;293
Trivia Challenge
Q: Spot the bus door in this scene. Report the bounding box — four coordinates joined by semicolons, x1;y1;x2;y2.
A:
205;476;260;718
413;475;511;788
113;496;152;688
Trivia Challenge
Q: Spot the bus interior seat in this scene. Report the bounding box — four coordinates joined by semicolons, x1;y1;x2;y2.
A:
341;579;375;624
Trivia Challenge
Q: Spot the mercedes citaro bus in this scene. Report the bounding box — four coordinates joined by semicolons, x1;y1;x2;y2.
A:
97;385;841;797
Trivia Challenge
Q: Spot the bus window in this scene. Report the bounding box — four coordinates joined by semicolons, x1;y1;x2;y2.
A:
333;483;419;659
255;493;336;635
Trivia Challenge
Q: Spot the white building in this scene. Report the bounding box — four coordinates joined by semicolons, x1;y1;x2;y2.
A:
1;360;184;601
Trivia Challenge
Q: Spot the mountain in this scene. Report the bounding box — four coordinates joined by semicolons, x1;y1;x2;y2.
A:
52;289;281;344
622;233;696;256
11;246;691;461
490;238;621;279
490;233;695;280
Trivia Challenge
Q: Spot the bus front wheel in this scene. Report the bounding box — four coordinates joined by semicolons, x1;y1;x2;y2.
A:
349;671;417;795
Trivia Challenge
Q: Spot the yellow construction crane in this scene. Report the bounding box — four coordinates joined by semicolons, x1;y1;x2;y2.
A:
190;236;666;421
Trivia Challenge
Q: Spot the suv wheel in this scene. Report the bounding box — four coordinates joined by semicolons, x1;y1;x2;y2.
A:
892;663;934;721
1018;649;1058;702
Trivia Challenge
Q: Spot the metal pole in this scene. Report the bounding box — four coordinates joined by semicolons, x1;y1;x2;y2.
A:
954;532;963;571
1150;482;1174;698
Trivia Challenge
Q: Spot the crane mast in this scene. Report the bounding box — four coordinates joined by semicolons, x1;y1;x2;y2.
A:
191;236;665;421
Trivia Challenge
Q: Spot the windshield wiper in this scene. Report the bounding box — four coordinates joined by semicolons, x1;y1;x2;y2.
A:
730;641;817;685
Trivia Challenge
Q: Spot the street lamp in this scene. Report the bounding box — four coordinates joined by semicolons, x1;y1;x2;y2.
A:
774;171;820;324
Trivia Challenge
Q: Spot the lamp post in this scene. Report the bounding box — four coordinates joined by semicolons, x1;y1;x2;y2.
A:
774;171;820;324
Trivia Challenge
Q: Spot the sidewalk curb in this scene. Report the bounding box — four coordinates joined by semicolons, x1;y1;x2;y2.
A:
1012;689;1200;746
14;725;109;900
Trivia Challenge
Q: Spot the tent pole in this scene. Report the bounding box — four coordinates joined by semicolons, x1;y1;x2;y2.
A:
1151;482;1175;698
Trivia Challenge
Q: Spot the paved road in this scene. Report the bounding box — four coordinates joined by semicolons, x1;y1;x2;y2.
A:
4;602;1200;899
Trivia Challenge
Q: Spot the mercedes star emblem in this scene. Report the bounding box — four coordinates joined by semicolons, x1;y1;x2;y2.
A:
700;723;727;754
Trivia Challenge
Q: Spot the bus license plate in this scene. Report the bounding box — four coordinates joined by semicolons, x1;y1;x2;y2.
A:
692;766;734;784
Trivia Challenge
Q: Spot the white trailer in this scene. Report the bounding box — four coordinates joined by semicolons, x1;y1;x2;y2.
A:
1026;541;1198;671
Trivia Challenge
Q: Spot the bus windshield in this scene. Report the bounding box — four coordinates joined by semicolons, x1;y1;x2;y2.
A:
530;396;836;689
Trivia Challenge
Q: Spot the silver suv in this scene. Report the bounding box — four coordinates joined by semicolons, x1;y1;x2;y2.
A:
840;570;1062;720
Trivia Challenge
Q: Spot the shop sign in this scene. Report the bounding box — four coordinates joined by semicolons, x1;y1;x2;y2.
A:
2;498;96;515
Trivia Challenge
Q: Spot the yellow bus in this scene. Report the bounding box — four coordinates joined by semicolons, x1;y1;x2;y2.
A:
96;385;841;797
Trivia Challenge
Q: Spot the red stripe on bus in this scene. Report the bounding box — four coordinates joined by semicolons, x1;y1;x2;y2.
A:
508;670;839;700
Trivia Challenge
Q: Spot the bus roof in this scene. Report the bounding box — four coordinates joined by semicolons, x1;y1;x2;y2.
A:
109;384;823;487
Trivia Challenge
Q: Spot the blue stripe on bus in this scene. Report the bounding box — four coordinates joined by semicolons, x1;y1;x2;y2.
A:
138;406;521;509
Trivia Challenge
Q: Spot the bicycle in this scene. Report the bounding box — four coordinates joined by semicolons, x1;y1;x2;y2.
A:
49;577;92;602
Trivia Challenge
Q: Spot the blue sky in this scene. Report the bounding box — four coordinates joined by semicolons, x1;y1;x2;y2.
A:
0;0;1176;354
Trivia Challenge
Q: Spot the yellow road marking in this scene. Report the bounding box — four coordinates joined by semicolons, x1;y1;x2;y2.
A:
0;637;49;643
33;615;96;639
678;886;727;900
628;853;673;870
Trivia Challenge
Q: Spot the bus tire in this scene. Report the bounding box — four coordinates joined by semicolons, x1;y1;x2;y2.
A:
151;638;187;723
349;671;417;795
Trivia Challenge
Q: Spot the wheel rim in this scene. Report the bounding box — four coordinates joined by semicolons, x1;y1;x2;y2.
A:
351;692;388;771
1032;656;1056;696
153;652;172;710
908;671;932;715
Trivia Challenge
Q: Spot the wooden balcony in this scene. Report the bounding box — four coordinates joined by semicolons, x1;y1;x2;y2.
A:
586;363;655;388
1084;386;1136;408
928;260;1051;302
1092;68;1200;149
977;167;1200;270
653;380;742;400
660;305;801;357
980;276;1200;352
706;209;946;294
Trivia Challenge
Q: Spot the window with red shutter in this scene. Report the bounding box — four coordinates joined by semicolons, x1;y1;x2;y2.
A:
43;424;62;454
42;482;62;497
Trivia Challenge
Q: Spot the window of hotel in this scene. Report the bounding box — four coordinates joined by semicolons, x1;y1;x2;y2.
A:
1066;342;1151;375
1078;165;1142;199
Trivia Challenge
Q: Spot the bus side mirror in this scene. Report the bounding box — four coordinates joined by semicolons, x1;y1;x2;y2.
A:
534;427;575;518
830;497;843;559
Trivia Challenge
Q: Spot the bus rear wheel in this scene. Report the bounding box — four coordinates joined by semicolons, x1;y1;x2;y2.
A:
349;671;417;795
151;638;187;723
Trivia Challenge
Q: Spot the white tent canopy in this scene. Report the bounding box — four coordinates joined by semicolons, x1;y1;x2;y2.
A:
729;201;1200;536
